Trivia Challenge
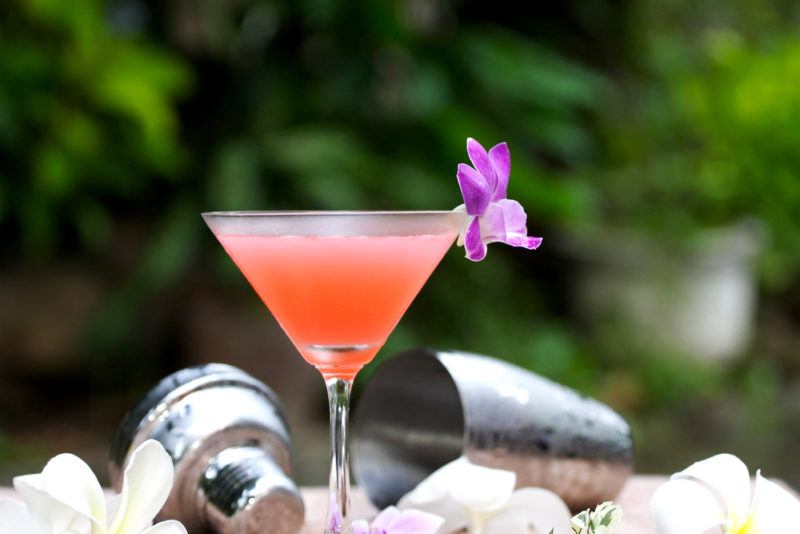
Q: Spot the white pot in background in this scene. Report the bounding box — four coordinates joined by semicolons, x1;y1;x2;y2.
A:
563;220;764;362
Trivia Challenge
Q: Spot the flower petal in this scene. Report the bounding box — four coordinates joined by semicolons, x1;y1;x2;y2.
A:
480;200;542;250
13;475;92;534
398;497;466;534
741;472;800;532
351;519;370;534
495;199;527;233
464;216;487;261
650;478;727;534
466;138;497;193
371;505;401;530
484;488;572;534
448;467;515;514
673;453;751;529
387;508;445;534
488;142;510;201
0;499;39;534
454;206;469;247
39;453;106;528
457;163;491;215
398;457;473;533
139;520;187;534
479;202;508;243
108;440;174;534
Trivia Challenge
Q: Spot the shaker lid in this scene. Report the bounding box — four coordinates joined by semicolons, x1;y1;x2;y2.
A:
109;363;287;479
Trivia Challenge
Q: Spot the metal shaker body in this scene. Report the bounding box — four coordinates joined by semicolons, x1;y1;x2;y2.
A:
110;364;304;534
352;348;634;510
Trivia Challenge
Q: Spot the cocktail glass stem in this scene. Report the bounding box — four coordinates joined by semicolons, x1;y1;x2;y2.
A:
324;377;353;534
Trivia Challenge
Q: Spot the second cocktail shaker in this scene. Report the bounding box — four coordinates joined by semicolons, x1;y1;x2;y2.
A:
352;348;635;510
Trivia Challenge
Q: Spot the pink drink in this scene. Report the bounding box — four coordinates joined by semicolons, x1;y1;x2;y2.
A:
217;233;457;379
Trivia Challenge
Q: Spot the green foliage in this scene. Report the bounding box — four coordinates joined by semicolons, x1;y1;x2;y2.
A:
0;0;191;255
576;0;800;287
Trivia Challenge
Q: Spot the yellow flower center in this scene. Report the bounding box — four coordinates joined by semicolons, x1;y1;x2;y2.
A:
735;513;756;534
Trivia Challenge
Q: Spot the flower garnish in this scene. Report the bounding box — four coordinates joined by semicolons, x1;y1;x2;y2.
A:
455;137;542;261
571;501;623;534
650;453;800;534
352;506;444;534
397;456;572;534
0;440;186;534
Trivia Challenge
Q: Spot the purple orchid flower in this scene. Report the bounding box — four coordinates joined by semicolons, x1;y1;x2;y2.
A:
456;137;542;261
352;506;444;534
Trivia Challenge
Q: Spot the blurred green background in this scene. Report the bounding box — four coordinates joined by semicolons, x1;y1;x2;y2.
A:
1;0;799;488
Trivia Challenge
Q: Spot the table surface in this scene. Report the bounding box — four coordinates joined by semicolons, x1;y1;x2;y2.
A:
0;476;666;533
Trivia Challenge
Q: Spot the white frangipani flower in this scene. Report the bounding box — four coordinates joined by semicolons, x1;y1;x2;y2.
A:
650;453;800;534
0;440;185;534
397;456;572;534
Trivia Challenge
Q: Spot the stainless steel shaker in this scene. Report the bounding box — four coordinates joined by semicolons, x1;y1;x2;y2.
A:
110;364;305;534
352;348;634;510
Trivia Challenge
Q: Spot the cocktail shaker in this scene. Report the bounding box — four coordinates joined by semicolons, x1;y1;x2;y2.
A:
110;364;305;534
352;348;634;510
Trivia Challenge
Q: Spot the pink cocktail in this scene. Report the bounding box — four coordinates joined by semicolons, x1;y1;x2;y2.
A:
203;211;464;533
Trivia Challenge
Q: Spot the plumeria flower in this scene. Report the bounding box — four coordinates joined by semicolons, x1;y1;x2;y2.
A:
455;137;542;261
650;453;800;534
397;456;572;534
0;440;186;534
352;505;444;534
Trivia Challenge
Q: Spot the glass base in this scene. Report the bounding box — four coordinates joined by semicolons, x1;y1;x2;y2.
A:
306;343;375;380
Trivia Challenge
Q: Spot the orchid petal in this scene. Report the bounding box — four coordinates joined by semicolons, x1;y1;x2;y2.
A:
480;200;542;250
139;521;187;534
504;234;543;249
464;216;487;261
351;519;370;534
741;472;800;533
497;199;542;249
488;142;510;200
108;440;174;534
673;453;751;530
457;163;491;215
371;505;401;529
479;202;508;243
484;488;572;534
454;206;469;247
466;137;497;193
650;478;727;534
398;494;467;534
38;453;107;528
494;199;528;234
0;499;40;534
14;475;91;534
387;508;444;534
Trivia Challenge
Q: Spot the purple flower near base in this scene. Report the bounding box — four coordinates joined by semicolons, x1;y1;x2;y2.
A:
456;137;542;261
352;506;444;534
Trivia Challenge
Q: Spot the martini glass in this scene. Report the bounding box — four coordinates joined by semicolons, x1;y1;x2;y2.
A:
202;210;464;533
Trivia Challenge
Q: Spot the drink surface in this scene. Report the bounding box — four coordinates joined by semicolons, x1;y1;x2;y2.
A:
217;233;456;379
